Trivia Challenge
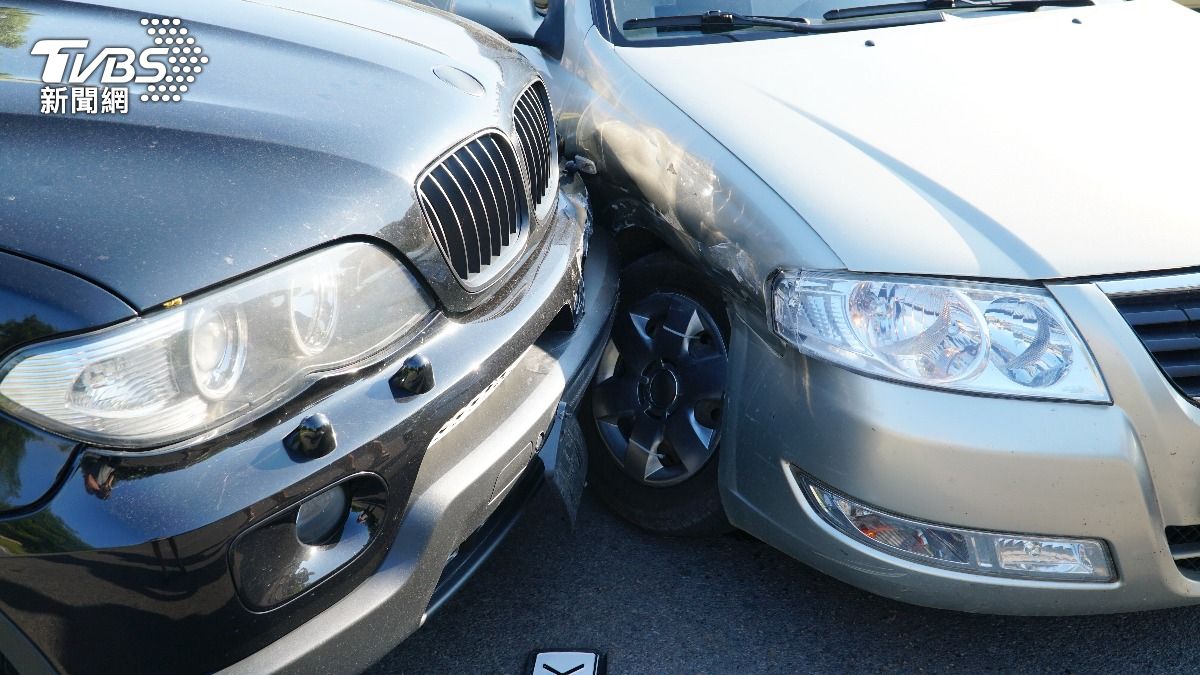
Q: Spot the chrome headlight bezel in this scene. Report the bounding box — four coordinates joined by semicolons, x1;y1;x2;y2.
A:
770;270;1110;403
0;242;435;450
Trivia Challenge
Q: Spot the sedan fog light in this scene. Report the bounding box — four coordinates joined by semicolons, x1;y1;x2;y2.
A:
295;485;348;546
795;468;1114;582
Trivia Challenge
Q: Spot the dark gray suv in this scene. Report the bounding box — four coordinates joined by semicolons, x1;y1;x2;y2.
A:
0;1;616;672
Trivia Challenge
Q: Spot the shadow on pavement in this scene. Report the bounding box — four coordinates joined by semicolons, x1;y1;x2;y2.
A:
371;490;1200;674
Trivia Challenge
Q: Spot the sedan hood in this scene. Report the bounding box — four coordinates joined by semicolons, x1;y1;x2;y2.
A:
618;0;1200;280
0;0;527;309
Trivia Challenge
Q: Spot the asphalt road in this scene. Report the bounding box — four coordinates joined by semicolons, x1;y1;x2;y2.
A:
370;491;1200;674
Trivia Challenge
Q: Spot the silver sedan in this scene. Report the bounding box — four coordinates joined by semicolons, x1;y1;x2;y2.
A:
419;0;1200;614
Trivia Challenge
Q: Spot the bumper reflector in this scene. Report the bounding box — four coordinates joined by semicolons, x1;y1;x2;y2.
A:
794;468;1115;582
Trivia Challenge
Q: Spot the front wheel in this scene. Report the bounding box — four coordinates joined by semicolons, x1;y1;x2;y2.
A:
584;252;732;536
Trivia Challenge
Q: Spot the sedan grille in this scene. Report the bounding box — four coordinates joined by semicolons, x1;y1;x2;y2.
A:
1110;290;1200;398
512;80;556;211
417;132;529;290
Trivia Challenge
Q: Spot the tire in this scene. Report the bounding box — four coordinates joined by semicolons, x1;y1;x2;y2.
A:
583;251;732;536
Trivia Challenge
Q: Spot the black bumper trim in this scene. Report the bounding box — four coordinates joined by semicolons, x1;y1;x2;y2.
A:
426;455;545;618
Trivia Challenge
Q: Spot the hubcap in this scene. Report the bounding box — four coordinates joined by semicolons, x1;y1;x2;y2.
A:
642;362;680;416
591;291;728;486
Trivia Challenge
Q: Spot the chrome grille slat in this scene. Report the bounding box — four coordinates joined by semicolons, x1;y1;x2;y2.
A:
512;80;556;211
418;192;458;274
530;98;552;195
462;144;503;257
423;173;470;278
478;136;515;247
483;134;521;246
449;152;493;268
441;156;483;275
513;102;539;177
527;98;550;195
517;98;547;194
417;131;528;290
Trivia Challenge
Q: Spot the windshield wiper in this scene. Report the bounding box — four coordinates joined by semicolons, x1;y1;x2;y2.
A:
824;0;1091;21
623;9;945;33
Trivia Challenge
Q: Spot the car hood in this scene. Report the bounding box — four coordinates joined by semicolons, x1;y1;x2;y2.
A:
0;0;528;310
617;0;1200;280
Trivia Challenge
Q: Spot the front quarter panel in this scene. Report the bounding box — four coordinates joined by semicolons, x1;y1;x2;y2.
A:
560;27;844;307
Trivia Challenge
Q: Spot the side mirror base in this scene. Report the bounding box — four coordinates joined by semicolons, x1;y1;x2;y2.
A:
525;0;565;60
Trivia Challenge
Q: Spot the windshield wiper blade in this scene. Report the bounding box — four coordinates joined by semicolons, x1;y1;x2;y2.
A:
825;0;1091;21
623;9;945;33
623;11;812;31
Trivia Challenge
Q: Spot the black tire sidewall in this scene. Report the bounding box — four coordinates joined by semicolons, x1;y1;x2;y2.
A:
583;252;732;536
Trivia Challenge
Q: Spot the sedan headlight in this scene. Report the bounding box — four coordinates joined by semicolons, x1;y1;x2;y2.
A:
771;271;1108;402
0;243;434;448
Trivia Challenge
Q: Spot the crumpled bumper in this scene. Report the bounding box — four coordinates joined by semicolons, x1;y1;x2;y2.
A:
0;176;618;674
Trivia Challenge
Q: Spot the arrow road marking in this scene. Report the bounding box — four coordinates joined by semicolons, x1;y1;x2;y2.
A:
531;650;601;675
542;664;586;675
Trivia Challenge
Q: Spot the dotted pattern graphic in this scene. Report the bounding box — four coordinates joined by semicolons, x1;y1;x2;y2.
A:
138;17;207;103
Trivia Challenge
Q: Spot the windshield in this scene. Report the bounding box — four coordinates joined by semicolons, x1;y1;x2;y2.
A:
608;0;1083;43
609;0;810;41
612;0;871;40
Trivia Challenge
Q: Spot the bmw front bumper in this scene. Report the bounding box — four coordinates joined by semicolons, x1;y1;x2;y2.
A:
0;177;618;674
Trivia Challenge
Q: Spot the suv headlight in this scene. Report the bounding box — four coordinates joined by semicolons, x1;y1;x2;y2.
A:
0;243;434;448
771;271;1109;402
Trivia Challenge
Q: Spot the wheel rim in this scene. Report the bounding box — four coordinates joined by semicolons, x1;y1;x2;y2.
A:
592;291;728;487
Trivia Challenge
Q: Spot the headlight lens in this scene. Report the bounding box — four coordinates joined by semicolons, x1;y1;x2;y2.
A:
289;271;339;356
0;243;434;448
189;305;248;399
772;271;1108;402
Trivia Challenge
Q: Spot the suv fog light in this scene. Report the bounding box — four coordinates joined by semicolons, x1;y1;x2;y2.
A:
794;468;1115;582
295;485;348;546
